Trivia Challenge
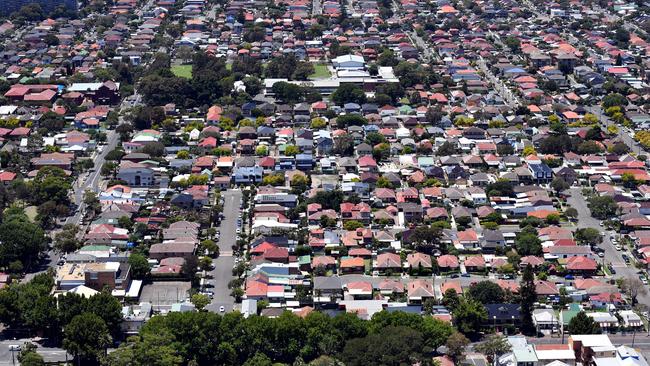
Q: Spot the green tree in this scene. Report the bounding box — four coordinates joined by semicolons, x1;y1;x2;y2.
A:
330;84;367;105
442;288;460;311
588;195;618;219
343;220;364;231
474;334;512;365
339;326;430;366
243;352;273;366
565;207;578;219
453;297;487;336
602;93;627;109
128;253;151;279
520;265;537;335
54;224;81;253
575;228;602;245
18;351;44;366
515;229;542;256
567;311;601;334
285;145;300;156
63;313;112;363
87;292;123;335
0;211;47;268
445;331;470;363
551;177;570;194
191;293;210;311
103;331;183;366
468;281;505;303
436;141;458;156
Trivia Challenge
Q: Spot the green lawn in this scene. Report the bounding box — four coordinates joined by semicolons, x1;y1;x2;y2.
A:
171;65;192;79
310;64;331;79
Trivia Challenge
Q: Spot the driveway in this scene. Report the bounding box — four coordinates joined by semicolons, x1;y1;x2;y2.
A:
205;189;242;313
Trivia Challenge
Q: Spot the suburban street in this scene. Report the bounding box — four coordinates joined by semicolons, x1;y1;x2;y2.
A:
205;189;242;313
0;340;70;365
566;187;650;305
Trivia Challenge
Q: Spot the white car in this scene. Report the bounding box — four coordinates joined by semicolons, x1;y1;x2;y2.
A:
615;244;622;251
219;306;225;312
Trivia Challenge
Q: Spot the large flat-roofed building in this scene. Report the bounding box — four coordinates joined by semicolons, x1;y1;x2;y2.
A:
1;0;77;16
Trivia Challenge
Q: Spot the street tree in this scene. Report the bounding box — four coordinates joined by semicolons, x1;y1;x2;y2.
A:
588;196;618;219
191;293;210;311
468;281;505;304
520;264;537;335
54;224;81;253
620;277;648;305
551;177;570;194
63;313;112;363
575;228;602;245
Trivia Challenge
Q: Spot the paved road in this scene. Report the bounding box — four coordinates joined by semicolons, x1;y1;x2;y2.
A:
585;105;644;155
566;187;650;305
312;0;322;15
205;189;242;313
0;340;70;365
476;56;520;107
65;129;118;227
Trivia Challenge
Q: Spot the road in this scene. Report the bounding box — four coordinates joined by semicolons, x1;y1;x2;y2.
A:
312;0;321;15
585;105;644;155
0;340;71;365
476;56;520;107
566;187;650;305
65;129;118;227
205;189;242;313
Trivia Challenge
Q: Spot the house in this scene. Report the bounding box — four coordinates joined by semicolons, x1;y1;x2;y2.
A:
117;161;155;186
482;230;506;251
149;242;196;260
340;257;365;274
569;334;616;365
407;279;435;304
332;54;365;69
484;304;522;330
566;256;598;274
313;276;343;304
233;166;263;184
406;252;432;273
438;255;460;272
375;252;401;273
528;163;553;183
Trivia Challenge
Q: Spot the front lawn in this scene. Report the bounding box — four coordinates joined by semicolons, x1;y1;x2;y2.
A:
171;65;192;79
310;64;330;79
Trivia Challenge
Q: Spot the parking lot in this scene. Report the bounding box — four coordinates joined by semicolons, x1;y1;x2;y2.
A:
139;281;191;306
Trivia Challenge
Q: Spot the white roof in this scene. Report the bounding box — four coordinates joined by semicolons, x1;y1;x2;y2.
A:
535;349;575;361
0;106;17;115
333;54;365;64
68;82;120;92
67;285;99;298
570;334;614;347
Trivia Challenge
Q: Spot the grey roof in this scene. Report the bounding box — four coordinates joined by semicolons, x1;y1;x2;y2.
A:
313;276;342;290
